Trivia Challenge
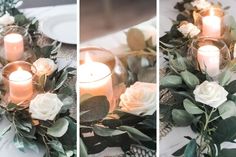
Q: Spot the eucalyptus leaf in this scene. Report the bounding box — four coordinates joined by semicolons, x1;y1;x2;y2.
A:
184;139;197;157
92;125;125;137
80;96;109;122
218;148;236;157
172;109;194;126
183;99;204;115
127;28;146;51
54;70;68;91
219;70;232;86
118;126;152;141
60;96;74;113
23;138;39;153
47;118;69;137
48;140;65;153
160;75;182;88
225;80;236;94
14;134;24;152
213;117;236;144
218;101;236;120
180;70;199;89
172;144;187;156
0;125;11;140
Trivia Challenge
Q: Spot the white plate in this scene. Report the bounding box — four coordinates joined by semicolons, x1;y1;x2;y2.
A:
40;13;77;44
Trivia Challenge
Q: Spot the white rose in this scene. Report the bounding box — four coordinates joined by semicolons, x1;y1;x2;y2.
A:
0;12;15;26
137;25;156;46
33;58;57;76
29;93;63;121
178;22;201;38
119;82;156;116
193;81;228;108
191;0;211;10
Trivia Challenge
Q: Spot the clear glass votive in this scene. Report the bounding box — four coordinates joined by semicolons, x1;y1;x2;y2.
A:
2;61;37;105
79;47;127;112
188;37;230;77
0;25;31;62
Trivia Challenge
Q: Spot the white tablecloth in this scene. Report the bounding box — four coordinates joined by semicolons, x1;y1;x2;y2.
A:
0;4;76;157
159;0;236;156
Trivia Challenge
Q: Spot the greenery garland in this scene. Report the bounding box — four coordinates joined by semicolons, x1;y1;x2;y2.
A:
160;0;236;157
0;2;77;157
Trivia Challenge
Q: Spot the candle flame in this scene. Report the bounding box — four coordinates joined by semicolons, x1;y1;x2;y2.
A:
85;53;93;64
210;8;214;16
17;67;23;71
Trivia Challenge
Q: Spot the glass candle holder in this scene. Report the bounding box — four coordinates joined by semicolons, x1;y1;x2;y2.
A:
79;47;127;112
196;8;225;38
188;37;230;77
0;25;30;62
2;61;37;105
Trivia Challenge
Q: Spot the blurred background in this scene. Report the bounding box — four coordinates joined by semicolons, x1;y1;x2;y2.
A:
19;0;76;8
80;0;156;42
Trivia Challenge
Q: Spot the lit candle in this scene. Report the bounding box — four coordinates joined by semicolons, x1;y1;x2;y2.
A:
197;45;220;77
79;55;113;105
9;68;33;104
202;8;221;38
4;33;24;61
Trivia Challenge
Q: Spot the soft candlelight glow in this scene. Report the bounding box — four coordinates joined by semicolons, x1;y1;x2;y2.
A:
79;53;113;104
202;8;221;38
4;33;24;61
9;67;33;104
197;45;220;77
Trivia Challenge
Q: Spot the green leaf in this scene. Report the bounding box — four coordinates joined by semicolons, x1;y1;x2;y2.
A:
47;118;69;137
48;140;65;153
14;134;24;152
213;117;236;144
172;144;187;156
219;149;236;157
80;138;88;157
80;96;109;122
169;53;187;72
180;70;199;89
218;101;236;119
184;139;197;157
14;14;29;26
183;99;204;115
225;80;236;94
219;70;232;86
23;138;39;153
54;70;68;91
0;125;11;140
118;126;152;141
172;109;194;126
15;121;31;132
60;96;74;113
160;75;182;88
92;125;125;137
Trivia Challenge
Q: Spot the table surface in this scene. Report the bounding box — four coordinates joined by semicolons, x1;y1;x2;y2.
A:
0;4;76;157
159;0;236;156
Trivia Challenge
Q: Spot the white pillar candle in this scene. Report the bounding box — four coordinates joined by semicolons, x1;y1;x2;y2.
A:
4;33;24;61
197;45;220;77
79;58;113;104
202;9;221;38
9;68;33;104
